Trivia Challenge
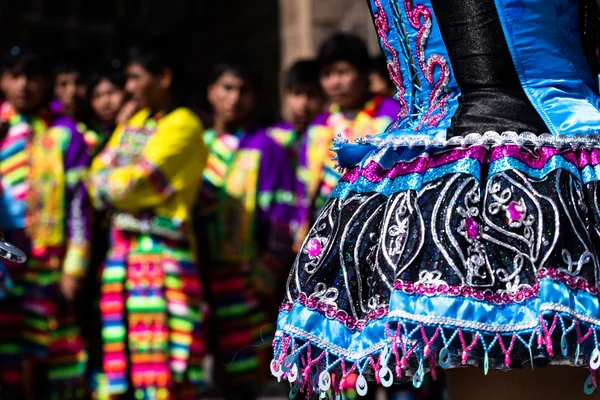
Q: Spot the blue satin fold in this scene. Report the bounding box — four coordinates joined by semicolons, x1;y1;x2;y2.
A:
277;279;600;361
337;140;444;170
336;144;376;169
495;0;600;136
278;306;390;356
389;278;600;329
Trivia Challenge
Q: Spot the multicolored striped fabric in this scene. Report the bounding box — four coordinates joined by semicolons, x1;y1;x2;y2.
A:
0;110;43;231
201;129;295;264
206;262;272;387
22;252;88;399
0;102;91;399
89;108;207;399
0;295;21;395
203;130;241;190
197;128;295;394
100;229;205;400
0;107;36;392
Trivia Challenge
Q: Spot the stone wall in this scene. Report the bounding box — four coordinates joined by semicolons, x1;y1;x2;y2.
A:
279;0;380;70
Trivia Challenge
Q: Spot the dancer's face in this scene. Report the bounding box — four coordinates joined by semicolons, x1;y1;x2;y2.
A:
125;62;171;112
285;84;323;127
1;70;47;114
91;79;125;124
54;71;87;117
320;60;367;110
207;72;255;125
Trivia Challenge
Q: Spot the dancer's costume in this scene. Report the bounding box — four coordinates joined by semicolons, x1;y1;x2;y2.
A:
0;102;91;398
198;127;295;393
273;0;600;396
89;108;206;399
267;122;301;154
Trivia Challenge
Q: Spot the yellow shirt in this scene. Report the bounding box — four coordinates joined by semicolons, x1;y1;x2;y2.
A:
88;107;206;224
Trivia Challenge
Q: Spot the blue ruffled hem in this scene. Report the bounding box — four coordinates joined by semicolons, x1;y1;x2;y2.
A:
273;278;600;397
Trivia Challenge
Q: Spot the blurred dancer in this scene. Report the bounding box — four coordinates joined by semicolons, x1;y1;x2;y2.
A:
266;59;323;157
88;41;207;399
86;64;126;156
0;46;91;399
79;63;127;396
294;33;400;250
196;59;294;400
52;55;89;122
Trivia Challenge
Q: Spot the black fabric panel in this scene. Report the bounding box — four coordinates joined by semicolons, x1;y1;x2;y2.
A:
580;0;600;84
431;0;549;136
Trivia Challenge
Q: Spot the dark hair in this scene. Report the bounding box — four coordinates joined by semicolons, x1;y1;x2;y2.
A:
1;45;49;78
285;59;320;90
53;50;89;80
127;39;183;98
127;39;178;76
208;57;262;91
88;62;126;94
318;33;371;73
371;55;389;79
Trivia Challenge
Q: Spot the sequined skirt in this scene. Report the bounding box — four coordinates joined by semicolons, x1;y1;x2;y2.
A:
273;134;600;397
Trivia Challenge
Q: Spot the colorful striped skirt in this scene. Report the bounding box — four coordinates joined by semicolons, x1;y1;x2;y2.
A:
205;261;273;394
0;234;87;399
100;228;205;400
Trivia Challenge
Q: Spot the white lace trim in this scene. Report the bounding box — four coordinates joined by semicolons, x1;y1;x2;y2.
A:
336;131;600;149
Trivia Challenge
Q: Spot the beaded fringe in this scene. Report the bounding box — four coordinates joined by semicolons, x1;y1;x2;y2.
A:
271;311;600;398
